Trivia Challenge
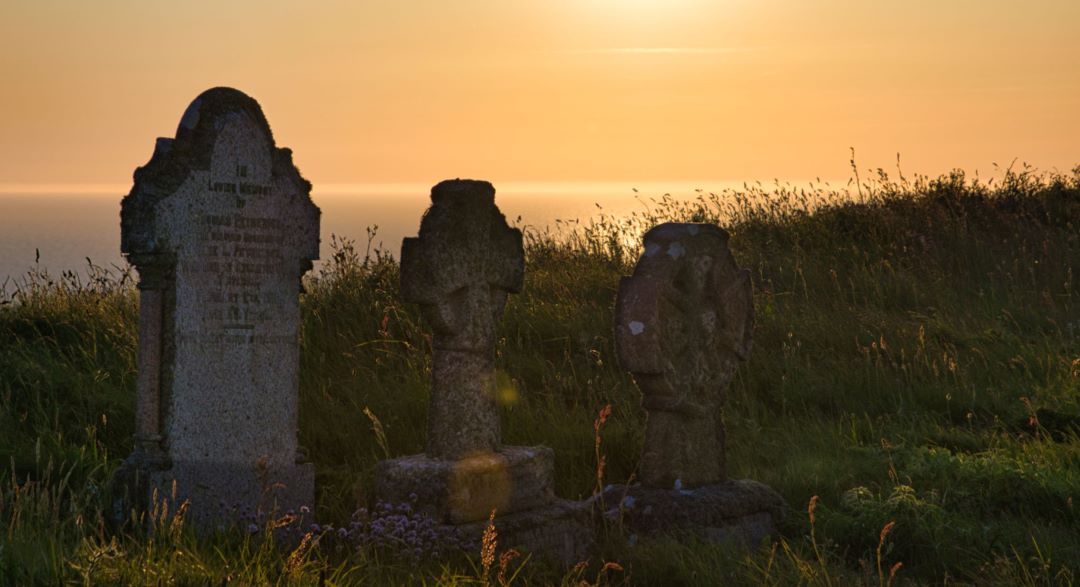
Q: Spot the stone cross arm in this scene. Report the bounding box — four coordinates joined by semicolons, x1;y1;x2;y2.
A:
400;180;523;349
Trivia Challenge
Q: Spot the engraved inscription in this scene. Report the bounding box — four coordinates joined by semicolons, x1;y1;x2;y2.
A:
187;211;292;341
207;180;273;196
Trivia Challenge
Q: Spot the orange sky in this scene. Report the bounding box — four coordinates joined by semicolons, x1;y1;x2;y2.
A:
1;0;1077;187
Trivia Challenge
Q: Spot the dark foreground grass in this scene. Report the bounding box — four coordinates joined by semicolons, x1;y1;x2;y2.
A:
2;165;1078;585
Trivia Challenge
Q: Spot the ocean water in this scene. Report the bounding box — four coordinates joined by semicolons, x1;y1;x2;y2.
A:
0;180;819;293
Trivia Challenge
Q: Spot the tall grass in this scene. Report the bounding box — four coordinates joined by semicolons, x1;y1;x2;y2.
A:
1;165;1078;584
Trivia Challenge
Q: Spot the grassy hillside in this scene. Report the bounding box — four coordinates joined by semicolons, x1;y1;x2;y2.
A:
2;166;1078;585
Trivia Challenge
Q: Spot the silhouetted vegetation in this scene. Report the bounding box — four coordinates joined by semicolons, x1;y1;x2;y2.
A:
2;164;1078;584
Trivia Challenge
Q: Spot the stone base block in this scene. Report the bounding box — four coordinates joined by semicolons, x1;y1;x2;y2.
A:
450;499;594;566
375;446;554;524
597;479;787;547
112;450;167;524
139;459;314;530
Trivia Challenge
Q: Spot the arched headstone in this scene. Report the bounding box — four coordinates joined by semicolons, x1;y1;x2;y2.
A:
117;87;319;526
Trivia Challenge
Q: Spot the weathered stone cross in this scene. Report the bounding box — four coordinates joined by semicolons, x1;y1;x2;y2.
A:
615;223;754;489
376;180;556;526
400;179;524;459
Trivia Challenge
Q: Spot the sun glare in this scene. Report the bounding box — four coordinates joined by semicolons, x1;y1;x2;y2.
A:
581;0;713;24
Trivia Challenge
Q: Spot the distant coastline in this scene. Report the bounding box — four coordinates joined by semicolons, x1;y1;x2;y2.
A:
0;180;843;291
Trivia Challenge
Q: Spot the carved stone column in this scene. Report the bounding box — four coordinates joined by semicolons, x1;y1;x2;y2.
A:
131;259;169;459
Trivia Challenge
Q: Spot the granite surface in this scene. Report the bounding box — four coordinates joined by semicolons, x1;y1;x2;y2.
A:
400;179;523;459
117;87;319;526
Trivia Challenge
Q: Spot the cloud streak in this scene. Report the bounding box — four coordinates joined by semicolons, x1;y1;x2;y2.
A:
561;47;764;55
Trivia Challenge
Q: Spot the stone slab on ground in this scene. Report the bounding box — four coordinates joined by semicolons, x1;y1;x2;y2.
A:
147;460;314;529
449;499;594;567
597;479;787;547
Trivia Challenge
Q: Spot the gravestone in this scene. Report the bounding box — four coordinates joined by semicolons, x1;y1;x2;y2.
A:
375;180;589;563
400;179;523;461
615;223;753;488
607;222;784;544
115;87;320;527
375;180;554;522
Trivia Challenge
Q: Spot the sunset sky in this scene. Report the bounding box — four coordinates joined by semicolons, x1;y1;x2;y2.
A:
1;0;1077;189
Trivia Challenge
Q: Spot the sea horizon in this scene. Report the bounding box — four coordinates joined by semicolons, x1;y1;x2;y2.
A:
0;179;849;293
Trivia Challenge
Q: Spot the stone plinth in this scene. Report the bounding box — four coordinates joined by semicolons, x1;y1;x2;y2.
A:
451;499;594;566
149;460;313;528
375;446;555;524
598;480;786;546
115;87;319;528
